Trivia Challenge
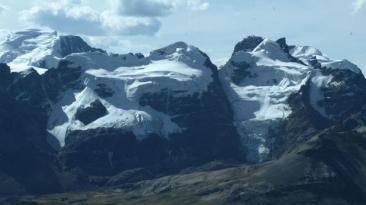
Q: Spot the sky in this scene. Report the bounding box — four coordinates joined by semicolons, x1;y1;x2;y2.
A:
0;0;365;69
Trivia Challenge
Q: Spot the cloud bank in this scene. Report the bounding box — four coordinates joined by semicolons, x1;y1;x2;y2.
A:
20;0;161;36
20;0;209;36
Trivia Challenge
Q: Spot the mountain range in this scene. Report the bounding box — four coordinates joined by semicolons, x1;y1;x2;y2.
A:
0;29;366;205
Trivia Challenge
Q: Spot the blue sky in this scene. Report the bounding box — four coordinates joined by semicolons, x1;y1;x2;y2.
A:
0;0;365;69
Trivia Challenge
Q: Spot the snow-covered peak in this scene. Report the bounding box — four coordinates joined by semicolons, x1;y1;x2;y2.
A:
149;42;199;59
0;29;100;73
322;59;361;74
55;35;103;58
290;45;361;74
150;41;189;58
233;36;264;53
0;29;58;69
149;41;209;68
251;38;291;62
230;35;361;75
290;45;325;60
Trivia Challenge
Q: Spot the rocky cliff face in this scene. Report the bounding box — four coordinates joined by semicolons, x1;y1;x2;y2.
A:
0;64;61;195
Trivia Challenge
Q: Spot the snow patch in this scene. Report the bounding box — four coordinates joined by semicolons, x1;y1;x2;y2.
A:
290;45;361;74
64;52;149;71
252;39;290;62
309;72;333;117
0;29;60;71
322;59;361;74
48;86;182;146
290;46;326;61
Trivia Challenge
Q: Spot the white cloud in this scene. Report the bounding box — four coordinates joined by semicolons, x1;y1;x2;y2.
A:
20;0;161;36
114;0;209;16
187;0;209;11
116;0;179;17
18;0;210;36
101;11;161;35
351;0;365;14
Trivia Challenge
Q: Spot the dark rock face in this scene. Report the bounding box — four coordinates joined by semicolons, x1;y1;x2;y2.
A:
75;100;108;125
276;37;290;53
0;60;87;195
317;68;366;121
0;65;61;195
276;37;305;64
308;56;322;69
9;69;46;107
0;64;12;88
42;60;83;102
58;35;106;57
233;36;264;53
269;65;366;160
229;61;250;85
94;83;114;98
61;129;169;177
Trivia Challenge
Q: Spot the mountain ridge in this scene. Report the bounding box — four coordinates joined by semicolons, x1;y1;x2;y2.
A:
1;29;366;204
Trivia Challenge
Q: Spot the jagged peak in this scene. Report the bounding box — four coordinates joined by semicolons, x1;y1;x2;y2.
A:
166;41;189;49
0;29;106;72
290;45;325;60
56;35;105;57
233;36;264;53
149;41;209;65
251;38;291;61
229;36;362;74
1;29;57;50
322;59;361;74
3;29;101;57
149;41;190;57
276;37;290;53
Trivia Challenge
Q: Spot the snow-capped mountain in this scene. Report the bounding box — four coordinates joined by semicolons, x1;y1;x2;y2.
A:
0;29;103;74
0;29;221;148
0;29;241;190
220;36;363;162
48;41;212;146
1;29;366;199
